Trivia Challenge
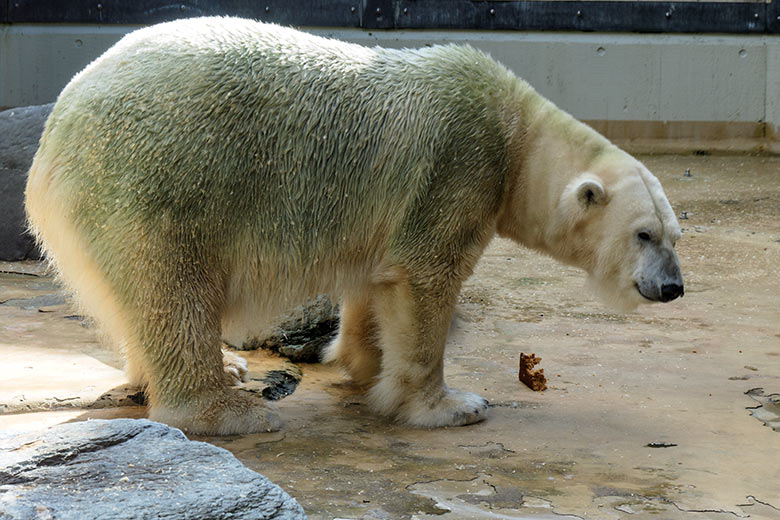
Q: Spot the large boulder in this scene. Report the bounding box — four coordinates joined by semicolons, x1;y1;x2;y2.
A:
0;419;306;519
0;104;53;261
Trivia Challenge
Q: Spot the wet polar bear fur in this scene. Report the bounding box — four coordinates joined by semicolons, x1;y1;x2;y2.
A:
26;17;683;435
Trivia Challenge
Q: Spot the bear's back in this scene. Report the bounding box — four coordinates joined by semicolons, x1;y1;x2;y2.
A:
36;18;516;264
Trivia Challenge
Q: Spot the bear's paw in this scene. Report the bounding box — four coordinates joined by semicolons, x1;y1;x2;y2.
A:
398;388;489;428
150;389;282;435
222;348;249;386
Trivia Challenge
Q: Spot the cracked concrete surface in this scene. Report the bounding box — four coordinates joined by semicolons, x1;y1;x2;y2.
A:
1;155;779;519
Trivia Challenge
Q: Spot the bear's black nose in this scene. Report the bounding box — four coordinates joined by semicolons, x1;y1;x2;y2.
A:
660;283;684;302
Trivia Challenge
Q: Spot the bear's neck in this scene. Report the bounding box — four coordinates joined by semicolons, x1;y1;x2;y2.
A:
497;85;617;257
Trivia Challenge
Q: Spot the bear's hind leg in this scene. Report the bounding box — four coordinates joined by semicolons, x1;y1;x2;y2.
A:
121;339;248;389
125;261;280;435
322;293;382;387
368;274;488;427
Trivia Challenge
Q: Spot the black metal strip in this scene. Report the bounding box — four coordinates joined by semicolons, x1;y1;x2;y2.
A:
767;0;780;33
255;0;361;27
5;0;775;33
363;0;395;28
6;0;362;26
396;1;768;34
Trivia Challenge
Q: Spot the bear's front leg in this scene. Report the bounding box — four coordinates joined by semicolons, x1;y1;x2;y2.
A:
367;272;488;427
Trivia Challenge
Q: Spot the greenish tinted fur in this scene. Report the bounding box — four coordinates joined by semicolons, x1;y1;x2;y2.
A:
41;23;536;307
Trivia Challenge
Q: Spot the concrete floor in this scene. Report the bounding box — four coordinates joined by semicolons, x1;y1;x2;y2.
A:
1;155;779;519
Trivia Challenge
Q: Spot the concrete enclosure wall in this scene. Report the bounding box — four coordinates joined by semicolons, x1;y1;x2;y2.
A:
2;24;779;152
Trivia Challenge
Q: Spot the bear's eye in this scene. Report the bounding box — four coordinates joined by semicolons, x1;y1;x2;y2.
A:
637;231;652;242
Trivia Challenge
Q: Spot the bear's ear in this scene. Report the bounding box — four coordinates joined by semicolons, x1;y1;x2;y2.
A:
575;178;607;208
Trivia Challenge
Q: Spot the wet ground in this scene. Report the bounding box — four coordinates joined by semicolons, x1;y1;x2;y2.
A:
1;155;779;519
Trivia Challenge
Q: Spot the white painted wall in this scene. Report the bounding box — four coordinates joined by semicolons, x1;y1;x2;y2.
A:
310;29;769;126
1;24;776;134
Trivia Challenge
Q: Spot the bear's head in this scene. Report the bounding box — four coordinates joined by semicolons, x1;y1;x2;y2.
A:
498;145;684;312
552;155;684;311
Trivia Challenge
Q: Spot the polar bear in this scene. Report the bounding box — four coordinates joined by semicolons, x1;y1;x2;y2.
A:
26;17;683;435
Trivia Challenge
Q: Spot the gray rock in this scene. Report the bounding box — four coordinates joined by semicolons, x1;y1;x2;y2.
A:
0;104;53;261
0;419;306;520
236;295;339;363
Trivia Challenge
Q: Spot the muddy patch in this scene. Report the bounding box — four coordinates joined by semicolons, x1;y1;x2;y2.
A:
745;388;780;431
408;474;582;519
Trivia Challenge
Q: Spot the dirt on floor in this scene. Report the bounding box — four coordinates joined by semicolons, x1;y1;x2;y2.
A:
1;154;779;519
